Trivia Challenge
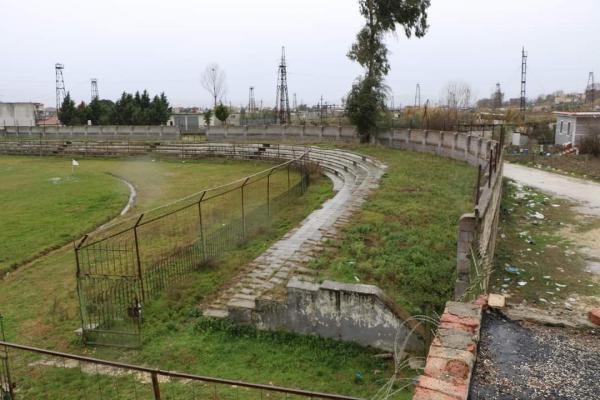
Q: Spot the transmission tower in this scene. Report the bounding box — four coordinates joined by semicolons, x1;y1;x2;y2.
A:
248;86;256;112
586;72;596;105
493;83;503;109
520;47;528;114
55;63;66;111
414;84;421;108
275;46;291;124
90;78;99;102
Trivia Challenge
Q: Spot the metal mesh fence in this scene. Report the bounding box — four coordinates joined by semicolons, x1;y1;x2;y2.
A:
75;154;310;347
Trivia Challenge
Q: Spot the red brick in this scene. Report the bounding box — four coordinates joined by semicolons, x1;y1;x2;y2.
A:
416;375;467;399
413;386;462;400
431;335;477;354
438;321;476;334
473;295;488;309
439;313;480;330
445;359;469;380
427;345;476;365
589;308;600;326
424;357;470;383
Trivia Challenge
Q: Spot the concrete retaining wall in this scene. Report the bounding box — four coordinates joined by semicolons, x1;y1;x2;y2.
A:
245;279;424;353
206;125;360;143
1;125;181;139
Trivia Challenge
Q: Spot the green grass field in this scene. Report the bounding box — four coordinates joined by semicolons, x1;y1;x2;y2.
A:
0;147;474;399
0;156;289;275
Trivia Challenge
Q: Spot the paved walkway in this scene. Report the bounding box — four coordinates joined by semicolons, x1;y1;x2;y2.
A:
202;147;386;318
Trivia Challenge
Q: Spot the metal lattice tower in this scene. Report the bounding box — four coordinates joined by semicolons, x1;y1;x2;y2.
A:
414;83;421;108
494;83;503;108
91;78;99;102
275;46;291;124
248;86;256;112
586;72;596;105
55;63;66;111
520;47;528;113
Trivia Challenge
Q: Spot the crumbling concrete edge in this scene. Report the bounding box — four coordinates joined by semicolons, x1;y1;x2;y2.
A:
249;278;427;353
412;298;486;400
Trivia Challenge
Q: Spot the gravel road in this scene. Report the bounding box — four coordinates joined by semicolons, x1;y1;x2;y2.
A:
504;163;600;216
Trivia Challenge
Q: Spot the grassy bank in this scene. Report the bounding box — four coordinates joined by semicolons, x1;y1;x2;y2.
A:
309;145;476;315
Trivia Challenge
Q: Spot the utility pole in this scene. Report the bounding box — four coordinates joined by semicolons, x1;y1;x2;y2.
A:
275;46;291;124
293;93;297;111
415;83;421;108
90;78;99;102
248;86;256;112
520;47;528;115
55;63;66;111
320;95;324;125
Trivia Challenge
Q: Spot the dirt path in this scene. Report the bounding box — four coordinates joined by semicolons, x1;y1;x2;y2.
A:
504;163;600;216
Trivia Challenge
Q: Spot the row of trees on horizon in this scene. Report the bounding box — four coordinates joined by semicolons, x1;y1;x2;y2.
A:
58;90;171;126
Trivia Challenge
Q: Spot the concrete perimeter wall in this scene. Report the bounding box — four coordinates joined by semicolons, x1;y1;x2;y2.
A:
0;125;181;140
207;124;359;143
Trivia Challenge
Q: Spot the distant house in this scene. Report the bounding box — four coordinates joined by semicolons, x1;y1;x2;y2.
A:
0;102;37;127
38;115;60;126
168;113;205;133
554;112;600;147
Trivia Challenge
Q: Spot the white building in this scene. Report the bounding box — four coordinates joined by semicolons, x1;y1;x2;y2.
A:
0;102;37;127
554;112;600;147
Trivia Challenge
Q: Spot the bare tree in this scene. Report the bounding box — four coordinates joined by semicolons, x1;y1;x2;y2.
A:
441;81;472;110
201;63;226;109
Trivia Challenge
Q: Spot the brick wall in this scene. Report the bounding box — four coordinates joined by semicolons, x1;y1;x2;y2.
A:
413;301;484;400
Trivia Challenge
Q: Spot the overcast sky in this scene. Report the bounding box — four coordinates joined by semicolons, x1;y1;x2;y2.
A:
1;0;599;108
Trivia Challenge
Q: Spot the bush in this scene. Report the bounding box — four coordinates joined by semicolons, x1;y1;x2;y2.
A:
580;134;600;157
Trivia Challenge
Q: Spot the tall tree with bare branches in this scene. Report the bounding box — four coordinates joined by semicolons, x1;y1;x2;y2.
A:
201;63;226;109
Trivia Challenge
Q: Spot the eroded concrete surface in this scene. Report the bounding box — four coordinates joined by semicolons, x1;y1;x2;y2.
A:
470;310;600;400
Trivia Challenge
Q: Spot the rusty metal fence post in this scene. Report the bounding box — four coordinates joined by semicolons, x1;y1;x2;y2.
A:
198;191;207;261
241;177;250;239
0;315;14;400
151;371;161;400
133;214;146;301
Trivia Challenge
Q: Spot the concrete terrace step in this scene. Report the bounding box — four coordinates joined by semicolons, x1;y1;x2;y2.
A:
199;144;386;320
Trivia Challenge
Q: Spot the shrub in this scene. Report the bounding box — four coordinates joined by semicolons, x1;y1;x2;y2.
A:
580;134;600;157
